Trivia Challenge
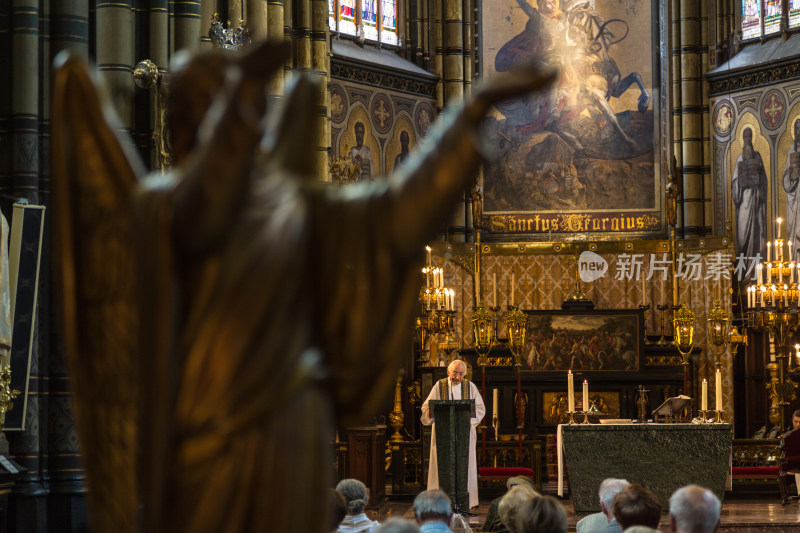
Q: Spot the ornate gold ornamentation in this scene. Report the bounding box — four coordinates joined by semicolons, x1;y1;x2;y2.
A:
644;355;683;366
0;359;19;429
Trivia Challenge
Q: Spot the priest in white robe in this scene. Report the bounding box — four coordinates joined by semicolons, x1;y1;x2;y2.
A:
421;359;486;508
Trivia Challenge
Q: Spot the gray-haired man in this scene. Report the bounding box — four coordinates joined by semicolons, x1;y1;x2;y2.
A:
576;478;630;533
414;490;455;533
669;485;721;533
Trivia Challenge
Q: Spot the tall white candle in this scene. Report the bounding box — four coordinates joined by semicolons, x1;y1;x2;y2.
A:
583;380;589;412
758;264;763;285
778;217;783;239
567;371;575;412
715;369;723;411
641;274;646;306
439;269;444;289
493;273;498;308
426;246;432;266
768;242;772;263
493;388;499;421
785;285;789;307
702;378;708;411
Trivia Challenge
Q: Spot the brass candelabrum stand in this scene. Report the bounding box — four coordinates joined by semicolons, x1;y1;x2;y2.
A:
416;259;457;367
745;225;800;431
506;305;528;461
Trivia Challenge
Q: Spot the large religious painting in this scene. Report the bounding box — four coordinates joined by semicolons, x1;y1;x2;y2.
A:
779;103;800;263
523;310;642;371
729;114;770;263
479;0;663;237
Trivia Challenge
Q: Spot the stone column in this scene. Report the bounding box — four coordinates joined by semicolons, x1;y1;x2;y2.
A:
672;0;710;237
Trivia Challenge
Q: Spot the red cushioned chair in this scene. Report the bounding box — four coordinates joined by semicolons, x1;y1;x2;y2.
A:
779;429;800;504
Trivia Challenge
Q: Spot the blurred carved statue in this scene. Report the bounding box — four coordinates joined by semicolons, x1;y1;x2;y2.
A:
51;41;554;533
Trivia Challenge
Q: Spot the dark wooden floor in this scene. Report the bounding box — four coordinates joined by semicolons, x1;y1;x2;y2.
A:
370;493;800;532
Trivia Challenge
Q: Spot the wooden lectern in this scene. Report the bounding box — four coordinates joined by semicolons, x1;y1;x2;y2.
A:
430;399;474;513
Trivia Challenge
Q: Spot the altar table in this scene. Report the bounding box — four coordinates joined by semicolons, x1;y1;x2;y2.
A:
557;423;732;512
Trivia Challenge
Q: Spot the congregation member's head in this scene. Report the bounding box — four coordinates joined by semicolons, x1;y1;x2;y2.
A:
793;409;800;431
498;484;540;533
598;478;630;522
327;488;347;532
336;478;370;517
613;484;661;530
375;518;422;533
507;475;535;491
413;489;452;526
514;494;567;533
669;485;721;533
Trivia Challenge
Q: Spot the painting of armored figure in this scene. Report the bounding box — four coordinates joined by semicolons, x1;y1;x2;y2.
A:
480;0;661;236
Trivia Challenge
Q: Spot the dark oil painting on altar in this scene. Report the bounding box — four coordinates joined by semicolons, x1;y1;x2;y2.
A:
479;0;663;237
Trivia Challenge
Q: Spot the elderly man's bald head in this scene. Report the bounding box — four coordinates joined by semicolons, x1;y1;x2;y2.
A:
669;485;720;533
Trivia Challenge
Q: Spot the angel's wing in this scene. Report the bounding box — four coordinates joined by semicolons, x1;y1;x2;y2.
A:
51;52;144;533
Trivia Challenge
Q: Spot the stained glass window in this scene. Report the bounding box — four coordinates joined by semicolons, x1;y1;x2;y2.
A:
742;0;762;40
329;0;337;31
791;0;800;27
764;0;782;34
380;0;397;44
339;0;357;34
362;0;378;40
329;0;398;44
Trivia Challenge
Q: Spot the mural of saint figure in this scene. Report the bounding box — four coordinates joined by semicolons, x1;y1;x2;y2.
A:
393;130;410;171
348;121;373;180
731;127;768;260
784;118;800;262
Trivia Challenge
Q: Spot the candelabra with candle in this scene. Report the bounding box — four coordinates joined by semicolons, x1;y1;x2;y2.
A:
673;300;695;395
417;248;458;366
506;303;528;460
745;218;800;430
472;225;496;464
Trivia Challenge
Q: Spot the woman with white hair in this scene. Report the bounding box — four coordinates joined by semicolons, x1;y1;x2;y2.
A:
336;479;381;533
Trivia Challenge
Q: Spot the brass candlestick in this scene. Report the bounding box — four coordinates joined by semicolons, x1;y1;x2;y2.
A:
639;304;652;345
656;304;670;346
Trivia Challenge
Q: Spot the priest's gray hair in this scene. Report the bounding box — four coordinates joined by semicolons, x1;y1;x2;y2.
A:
669;485;720;533
413;489;452;522
336;478;369;515
374;518;421;533
448;359;466;373
598;478;630;513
